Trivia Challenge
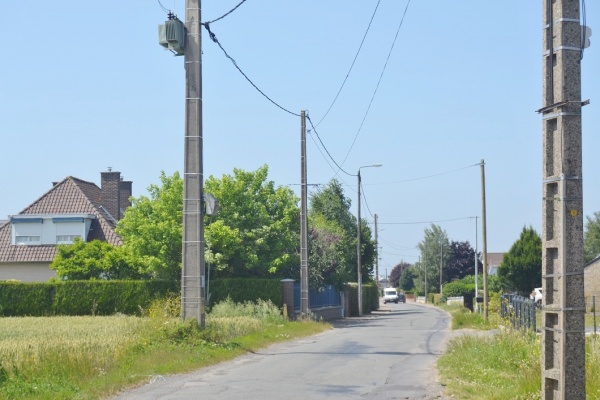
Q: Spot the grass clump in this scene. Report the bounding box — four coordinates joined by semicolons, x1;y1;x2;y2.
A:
0;297;329;399
438;302;600;399
438;329;541;399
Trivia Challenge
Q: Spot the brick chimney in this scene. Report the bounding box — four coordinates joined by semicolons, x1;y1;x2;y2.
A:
100;168;121;221
119;179;133;216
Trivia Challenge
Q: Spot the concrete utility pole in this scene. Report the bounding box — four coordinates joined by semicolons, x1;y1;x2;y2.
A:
300;111;309;316
357;171;363;316
480;160;488;321
374;213;379;290
540;1;587;398
439;240;443;295
181;0;205;327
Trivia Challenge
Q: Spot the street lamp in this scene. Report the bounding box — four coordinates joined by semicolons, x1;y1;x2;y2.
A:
357;163;382;317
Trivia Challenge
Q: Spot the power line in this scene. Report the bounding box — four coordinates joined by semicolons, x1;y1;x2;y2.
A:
365;163;479;185
204;0;249;24
202;23;300;117
379;216;474;225
314;0;382;127
306;115;353;176
360;181;375;219
341;0;412;166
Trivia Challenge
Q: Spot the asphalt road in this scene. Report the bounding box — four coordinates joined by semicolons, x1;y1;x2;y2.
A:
111;302;451;400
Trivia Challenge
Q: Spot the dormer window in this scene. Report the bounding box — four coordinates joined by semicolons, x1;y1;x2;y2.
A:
10;214;96;246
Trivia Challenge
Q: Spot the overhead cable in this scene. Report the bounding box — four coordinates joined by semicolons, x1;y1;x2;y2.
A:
204;0;249;24
315;0;382;127
202;23;300;117
341;0;412;166
306;115;354;176
366;163;479;185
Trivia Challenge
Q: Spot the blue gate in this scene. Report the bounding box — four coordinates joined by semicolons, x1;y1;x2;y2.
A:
294;283;341;310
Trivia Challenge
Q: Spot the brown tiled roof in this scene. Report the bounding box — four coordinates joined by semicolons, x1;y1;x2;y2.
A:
486;252;505;267
0;176;123;263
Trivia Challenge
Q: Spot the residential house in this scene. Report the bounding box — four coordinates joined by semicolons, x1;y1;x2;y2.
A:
0;170;132;282
486;252;504;275
585;254;600;299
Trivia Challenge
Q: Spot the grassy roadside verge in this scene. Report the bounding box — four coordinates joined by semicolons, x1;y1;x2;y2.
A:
437;304;600;399
0;299;330;399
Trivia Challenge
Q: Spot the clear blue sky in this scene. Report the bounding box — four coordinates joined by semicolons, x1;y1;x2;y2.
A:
2;1;598;277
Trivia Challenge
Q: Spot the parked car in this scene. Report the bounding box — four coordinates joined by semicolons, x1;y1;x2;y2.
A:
397;293;406;303
383;288;399;304
530;287;542;306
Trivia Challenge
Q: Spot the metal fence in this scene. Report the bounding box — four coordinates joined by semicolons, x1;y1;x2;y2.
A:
294;283;341;311
586;295;598;335
500;294;537;331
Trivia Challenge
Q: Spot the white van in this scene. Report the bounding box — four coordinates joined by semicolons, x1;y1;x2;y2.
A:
383;288;399;304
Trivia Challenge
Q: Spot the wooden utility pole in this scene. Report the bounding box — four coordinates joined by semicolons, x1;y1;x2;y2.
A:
540;1;586;398
300;111;309;316
181;0;205;327
480;160;488;321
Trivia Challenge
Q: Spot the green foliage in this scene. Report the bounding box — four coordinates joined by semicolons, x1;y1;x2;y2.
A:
0;281;177;316
204;165;300;278
389;261;410;288
585;211;600;263
443;279;475;297
0;282;55;316
307;214;353;291
346;283;379;316
208;278;283;308
50;239;145;280
413;224;450;295
399;266;415;291
117;171;184;281
497;226;542;295
308;179;376;284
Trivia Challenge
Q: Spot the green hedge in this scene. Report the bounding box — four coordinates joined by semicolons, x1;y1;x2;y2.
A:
0;280;177;316
208;278;283;308
0;278;286;317
346;282;379;317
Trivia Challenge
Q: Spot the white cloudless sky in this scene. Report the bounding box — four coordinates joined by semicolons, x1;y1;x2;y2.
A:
1;1;598;276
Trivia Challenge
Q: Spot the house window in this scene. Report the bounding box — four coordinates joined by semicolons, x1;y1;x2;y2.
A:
56;235;81;244
15;236;41;245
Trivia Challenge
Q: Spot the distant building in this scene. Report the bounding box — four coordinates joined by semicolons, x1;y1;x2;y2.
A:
585;254;600;299
0;170;132;282
486;252;505;275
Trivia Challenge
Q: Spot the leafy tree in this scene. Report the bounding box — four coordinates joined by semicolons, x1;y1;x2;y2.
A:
399;267;415;291
50;239;146;280
413;224;450;295
204;165;300;279
445;240;482;282
497;226;542;295
389;261;411;288
307;214;352;290
584;211;600;263
308;179;376;284
116;171;183;281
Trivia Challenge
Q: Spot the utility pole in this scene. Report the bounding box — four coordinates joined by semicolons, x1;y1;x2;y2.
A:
480;160;488;321
439;240;443;296
181;0;205;327
424;242;428;303
374;213;379;290
474;216;478;309
540;1;587;398
357;171;363;316
300;111;309;316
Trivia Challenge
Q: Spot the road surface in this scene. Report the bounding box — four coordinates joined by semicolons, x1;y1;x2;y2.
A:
112;302;451;400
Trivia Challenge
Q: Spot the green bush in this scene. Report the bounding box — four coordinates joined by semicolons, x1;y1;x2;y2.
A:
208;278;283;308
0;280;177;316
443;280;475;297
